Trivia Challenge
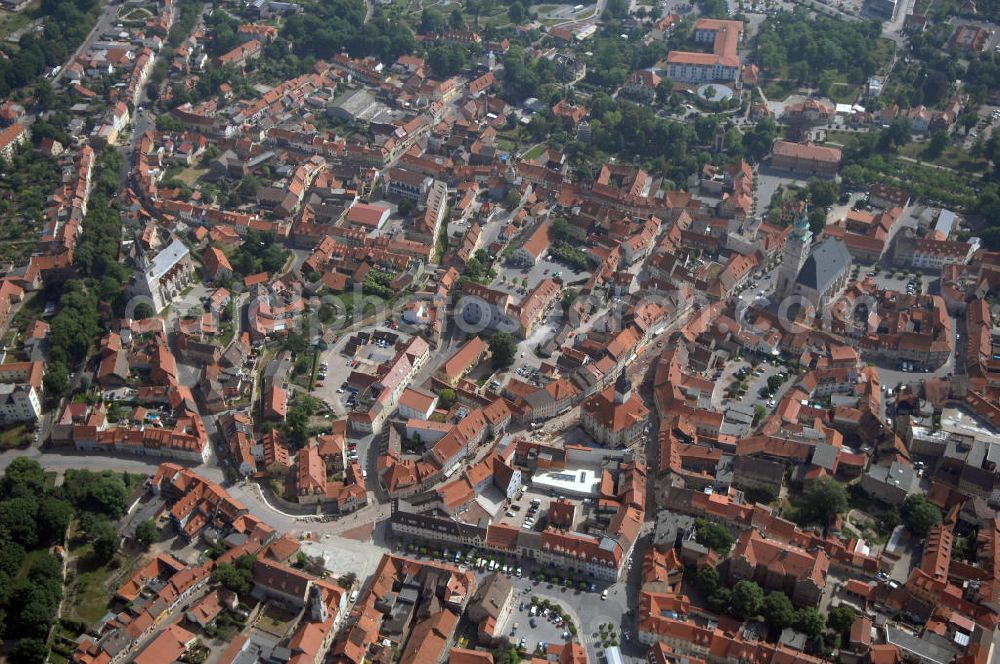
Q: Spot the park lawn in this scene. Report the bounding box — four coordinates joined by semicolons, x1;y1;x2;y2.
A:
761;78;799;101
896;140;989;173
522;144;546;160
0;421;32;450
465;5;510;25
219;323;235;347
762;37;893;103
821;129;858;147
827;82;860;104
495;136;519;152
0;3;36;39
15;548;53;582
175;165;209;186
10;291;44;333
63;542;130;627
255;604;298;637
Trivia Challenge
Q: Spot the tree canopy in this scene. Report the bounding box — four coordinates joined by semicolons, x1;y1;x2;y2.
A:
901;494;942;537
731;580;764;620
0;460;127;648
762;592;795;630
134;520;159;548
797;478;848;527
757;10;885;86
694;519;734;554
489;332;518;370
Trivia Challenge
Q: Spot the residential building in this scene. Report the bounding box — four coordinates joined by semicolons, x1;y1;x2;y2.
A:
771;140;842;178
580;373;650;447
729;528;828;606
666;19;742;84
133;237;195;313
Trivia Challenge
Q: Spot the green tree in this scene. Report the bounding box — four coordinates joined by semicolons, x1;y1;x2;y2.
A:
901;494;941;537
762;591;795;630
43;361;70;400
808;208;827;235
882;117;912;149
656;78;674;105
694;519;734;553
0;537;26;579
8;637;48;664
695;565;720;596
284;405;310;449
504;189;521;209
744;116;778;163
237;174;260;199
87;478;128;518
508;1;525;23
807;178;838;207
0;496;38;547
731;580;764;619
90;517;119;565
753;404;767;425
283;332;308;355
1;457;46;498
798;478;847;527
795;607;825;638
420;7;446;33
923;131;949;159
605;0;629;18
489;332;518;370
551;217;572;242
437;388;457;409
827;605;856;634
36;497;73;546
134;520;158;548
708;587;732;614
134;303;155;320
213;562;252;596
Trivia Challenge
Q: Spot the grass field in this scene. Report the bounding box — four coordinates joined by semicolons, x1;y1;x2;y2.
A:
175;165;209;185
0;422;32;450
762;37;893;103
896;140;989;173
522;144;546;160
825;130;989;176
0;2;37;39
63;518;136;628
64;542;126;626
761;78;800;101
254;603;298;637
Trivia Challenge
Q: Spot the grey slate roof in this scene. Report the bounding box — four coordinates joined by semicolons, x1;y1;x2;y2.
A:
797;236;851;293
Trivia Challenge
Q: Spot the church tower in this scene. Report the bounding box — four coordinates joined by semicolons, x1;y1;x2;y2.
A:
308;583;328;622
614;372;632;405
776;207;813;298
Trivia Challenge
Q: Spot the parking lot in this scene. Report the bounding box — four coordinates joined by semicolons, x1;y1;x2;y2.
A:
495;256;592;296
870;269;932;296
311;326;411;414
503;596;577;656
388;539;643;662
494;486;585;532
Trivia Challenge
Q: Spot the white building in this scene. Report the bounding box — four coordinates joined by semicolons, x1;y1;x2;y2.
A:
0;361;43;423
134;237;195;313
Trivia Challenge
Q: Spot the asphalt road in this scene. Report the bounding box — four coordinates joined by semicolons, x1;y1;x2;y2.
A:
53;0;123;86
